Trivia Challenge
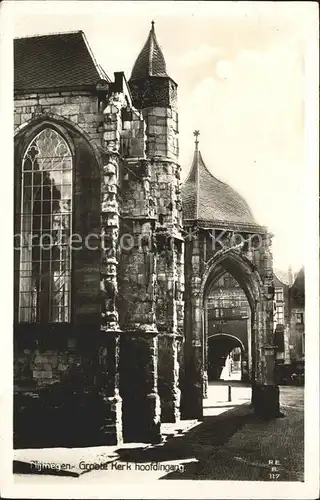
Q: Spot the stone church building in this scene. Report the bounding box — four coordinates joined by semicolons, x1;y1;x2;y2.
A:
14;24;281;448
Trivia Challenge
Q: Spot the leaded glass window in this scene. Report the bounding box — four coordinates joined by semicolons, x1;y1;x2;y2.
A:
19;128;73;323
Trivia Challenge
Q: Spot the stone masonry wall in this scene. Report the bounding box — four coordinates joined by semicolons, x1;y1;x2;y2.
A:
13;330;108;448
14;92;104;148
118;155;157;332
143;107;179;161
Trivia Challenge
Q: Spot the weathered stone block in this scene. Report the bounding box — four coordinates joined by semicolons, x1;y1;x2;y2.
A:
15;98;39;107
38;97;65;105
20;113;32;123
57;363;68;371
79;102;97;113
33;355;48;365
69;114;78;123
153;107;166;117
63;95;81;104
32;370;46;379
82;113;97;123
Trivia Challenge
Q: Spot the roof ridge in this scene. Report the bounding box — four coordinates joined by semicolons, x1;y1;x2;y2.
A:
81;31;110;82
183;149;198;184
148;29;154;75
14;30;83;40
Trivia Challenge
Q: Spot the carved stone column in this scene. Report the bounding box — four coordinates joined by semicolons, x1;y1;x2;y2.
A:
202;297;209;398
95;335;122;444
181;230;203;420
176;237;186;407
156;234;182;423
251;233;281;419
120;331;161;443
158;332;181;423
150;157;185;424
97;93;126;445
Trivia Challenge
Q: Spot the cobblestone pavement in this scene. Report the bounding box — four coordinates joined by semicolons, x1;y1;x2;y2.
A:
13;384;304;483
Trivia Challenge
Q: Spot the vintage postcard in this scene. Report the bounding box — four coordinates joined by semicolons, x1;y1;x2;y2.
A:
0;1;319;498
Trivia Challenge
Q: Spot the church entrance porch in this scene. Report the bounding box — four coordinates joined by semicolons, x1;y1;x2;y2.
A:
180;132;282;423
183;241;281;422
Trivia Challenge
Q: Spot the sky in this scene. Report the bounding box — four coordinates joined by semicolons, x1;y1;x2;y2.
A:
11;1;318;273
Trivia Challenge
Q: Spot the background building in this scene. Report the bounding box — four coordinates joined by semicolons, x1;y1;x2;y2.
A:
273;272;291;366
289;268;305;364
273;267;305;383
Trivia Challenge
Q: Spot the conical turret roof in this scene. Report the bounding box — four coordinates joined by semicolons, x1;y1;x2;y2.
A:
182;140;255;225
130;21;168;79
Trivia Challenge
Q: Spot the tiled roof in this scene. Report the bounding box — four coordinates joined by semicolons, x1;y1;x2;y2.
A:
182;148;255;225
14;31;109;92
130;22;168;79
274;269;290;286
290;267;305;300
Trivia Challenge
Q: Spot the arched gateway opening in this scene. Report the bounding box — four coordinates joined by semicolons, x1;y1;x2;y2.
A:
201;250;259;396
207;334;245;381
204;269;252;385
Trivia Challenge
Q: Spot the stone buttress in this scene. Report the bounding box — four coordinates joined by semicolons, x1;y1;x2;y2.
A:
117;112;161;443
99;90;126;445
128;22;185;424
250;233;281;418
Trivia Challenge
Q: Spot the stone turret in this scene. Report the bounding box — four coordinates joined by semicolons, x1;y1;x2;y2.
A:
129;21;179;161
126;22;184;423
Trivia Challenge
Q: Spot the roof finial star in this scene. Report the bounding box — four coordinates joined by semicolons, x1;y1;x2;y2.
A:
151;20;155;30
193;130;200;149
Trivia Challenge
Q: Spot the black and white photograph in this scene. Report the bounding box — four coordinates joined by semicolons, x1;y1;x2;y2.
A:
0;1;318;498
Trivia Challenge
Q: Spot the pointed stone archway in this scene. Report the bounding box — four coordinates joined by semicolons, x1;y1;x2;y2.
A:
204;269;252;387
182;240;281;421
201;250;260;388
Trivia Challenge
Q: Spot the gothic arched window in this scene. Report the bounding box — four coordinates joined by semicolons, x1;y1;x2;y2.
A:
19;128;73;323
